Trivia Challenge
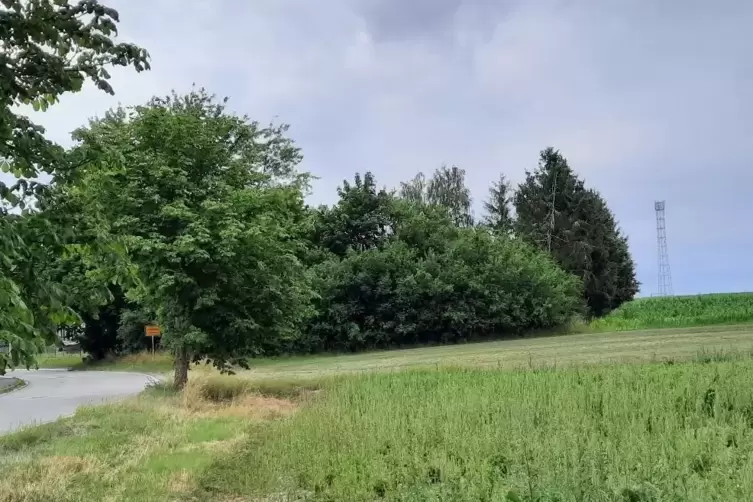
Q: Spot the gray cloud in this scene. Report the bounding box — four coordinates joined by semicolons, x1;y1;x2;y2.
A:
10;0;753;295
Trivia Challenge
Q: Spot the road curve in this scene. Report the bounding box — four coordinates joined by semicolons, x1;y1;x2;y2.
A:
0;369;153;435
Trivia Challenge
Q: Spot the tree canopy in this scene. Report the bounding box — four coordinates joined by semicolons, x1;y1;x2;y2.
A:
64;90;315;387
400;165;474;227
0;3;639;380
0;0;149;373
513;147;638;316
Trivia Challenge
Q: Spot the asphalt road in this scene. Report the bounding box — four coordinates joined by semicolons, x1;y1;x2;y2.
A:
0;369;153;434
0;377;22;393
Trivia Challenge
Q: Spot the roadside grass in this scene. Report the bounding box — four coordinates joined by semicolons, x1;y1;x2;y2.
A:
0;377;25;394
3;352;753;501
0;369;324;502
67;351;175;373
590;292;753;331
34;353;84;369
35;351;174;373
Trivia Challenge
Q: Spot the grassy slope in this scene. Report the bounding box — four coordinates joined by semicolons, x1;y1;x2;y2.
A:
3;354;753;501
34;324;753;379
238;324;753;380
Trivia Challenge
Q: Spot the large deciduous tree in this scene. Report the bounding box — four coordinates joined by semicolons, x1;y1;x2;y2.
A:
513;147;638;317
70;90;314;388
0;0;149;373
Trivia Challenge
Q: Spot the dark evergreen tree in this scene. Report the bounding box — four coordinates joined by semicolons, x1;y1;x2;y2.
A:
513;147;638;316
483;174;513;234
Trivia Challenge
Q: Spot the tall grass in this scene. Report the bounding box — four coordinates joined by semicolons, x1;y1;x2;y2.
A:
590;292;753;331
202;360;753;501
0;372;323;502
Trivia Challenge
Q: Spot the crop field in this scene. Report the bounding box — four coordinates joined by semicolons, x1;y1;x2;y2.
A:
589;292;753;331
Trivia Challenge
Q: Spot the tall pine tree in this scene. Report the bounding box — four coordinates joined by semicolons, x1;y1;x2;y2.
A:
483;173;513;235
513;147;638;316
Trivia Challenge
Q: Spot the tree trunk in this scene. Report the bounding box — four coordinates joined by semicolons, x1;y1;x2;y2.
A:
173;346;189;389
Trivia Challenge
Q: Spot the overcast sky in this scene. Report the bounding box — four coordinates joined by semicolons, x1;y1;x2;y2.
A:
16;0;753;296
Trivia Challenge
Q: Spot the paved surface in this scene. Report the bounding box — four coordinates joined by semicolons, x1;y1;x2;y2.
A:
0;369;153;434
0;377;22;393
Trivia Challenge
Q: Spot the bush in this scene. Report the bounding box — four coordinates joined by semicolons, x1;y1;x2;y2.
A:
303;220;582;352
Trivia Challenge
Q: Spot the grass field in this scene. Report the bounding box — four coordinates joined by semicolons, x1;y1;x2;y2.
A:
10;300;753;501
34;324;753;379
3;350;753;501
590;292;753;331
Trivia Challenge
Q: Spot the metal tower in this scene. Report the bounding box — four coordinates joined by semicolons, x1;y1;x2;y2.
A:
654;201;673;296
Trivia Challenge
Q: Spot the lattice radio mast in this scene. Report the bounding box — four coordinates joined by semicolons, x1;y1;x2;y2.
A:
654;201;673;296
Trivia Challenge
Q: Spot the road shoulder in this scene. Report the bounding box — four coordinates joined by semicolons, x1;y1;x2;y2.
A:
0;377;25;395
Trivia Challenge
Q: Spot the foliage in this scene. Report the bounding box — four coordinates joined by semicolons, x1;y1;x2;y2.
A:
312;172;394;257
305;198;582;352
0;212;69;372
68;89;315;387
117;304;156;354
21;182;134;361
514;147;638;317
0;0;149;184
0;0;149;373
590;292;753;331
400;165;474;226
482;173;513;234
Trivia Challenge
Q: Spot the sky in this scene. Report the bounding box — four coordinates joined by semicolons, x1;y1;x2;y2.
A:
12;0;753;296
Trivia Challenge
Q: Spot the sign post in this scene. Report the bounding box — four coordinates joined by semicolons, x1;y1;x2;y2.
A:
145;325;161;356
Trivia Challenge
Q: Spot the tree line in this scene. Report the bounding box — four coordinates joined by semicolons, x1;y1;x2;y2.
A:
0;1;637;387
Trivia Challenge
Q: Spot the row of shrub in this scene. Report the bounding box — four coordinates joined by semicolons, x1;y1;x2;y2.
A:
300;222;581;353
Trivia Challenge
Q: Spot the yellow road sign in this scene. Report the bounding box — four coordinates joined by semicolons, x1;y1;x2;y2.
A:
145;325;161;337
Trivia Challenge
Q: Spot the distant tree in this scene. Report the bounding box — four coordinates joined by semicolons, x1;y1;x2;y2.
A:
0;0;149;373
483;174;513;235
513;147;638;316
427;165;473;227
399;165;473;227
399;172;428;205
313;172;394;257
69;90;314;388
